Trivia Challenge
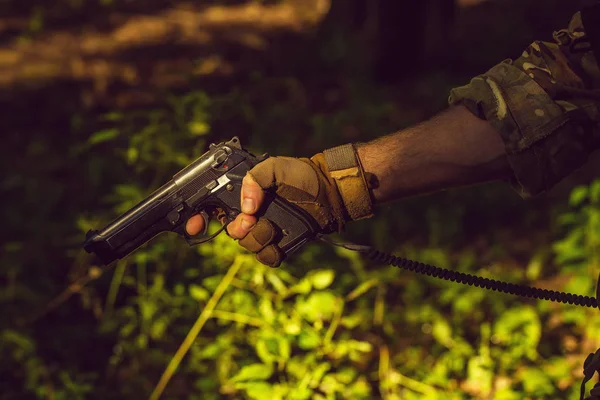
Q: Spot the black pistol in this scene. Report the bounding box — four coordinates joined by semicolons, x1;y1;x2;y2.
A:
83;137;320;265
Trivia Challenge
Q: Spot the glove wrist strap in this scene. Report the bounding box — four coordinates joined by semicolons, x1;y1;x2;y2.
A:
323;143;374;221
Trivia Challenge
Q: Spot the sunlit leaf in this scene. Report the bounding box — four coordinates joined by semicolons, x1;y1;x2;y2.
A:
340;313;363;329
89;128;119;144
296;292;337;322
259;298;275;324
127;147;138;163
290;278;312;295
150;316;169;339
279;337;291;361
432;318;454;348
202;275;224;292
101;112;124;122
348;340;372;353
230;363;273;383
256;339;276;364
298;330;321;350
283;317;302;335
189;121;210;136
309;362;331;387
519;368;554;396
590;180;600;204
235;382;274;399
464;355;493;397
310;270;335;290
346;279;378;301
199;341;223;360
565;275;593;295
189;284;209;302
569;185;588;207
287;387;312;400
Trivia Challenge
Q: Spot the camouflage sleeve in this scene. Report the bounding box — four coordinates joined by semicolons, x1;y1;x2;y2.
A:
448;11;600;197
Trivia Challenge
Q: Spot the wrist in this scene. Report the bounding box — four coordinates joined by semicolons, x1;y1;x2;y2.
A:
322;143;376;221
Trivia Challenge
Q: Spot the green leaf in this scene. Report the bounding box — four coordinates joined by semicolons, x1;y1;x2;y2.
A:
256;339;276;364
310;270;335;290
188;121;210;136
150;316;169;339
267;273;288;294
493;306;541;360
283;317;302;335
89;128;119;144
101;112;124;122
202;275;224;292
569;185;588;207
340;313;363;328
525;252;544;280
298;330;321;350
464;355;493;397
279;336;291;361
230;363;273;383
290;278;312;294
127;147;139;163
235;382;274;399
519;368;554;396
309;362;331;387
346;376;371;398
189;284;209;301
288;387;313;400
590;180;600;204
565;275;592;295
259;298;275;324
494;387;521;400
348;340;372;353
198;342;222;360
346;279;378;301
432;318;453;348
296;291;337;322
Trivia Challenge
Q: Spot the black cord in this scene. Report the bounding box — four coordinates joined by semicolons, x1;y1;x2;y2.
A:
318;236;599;309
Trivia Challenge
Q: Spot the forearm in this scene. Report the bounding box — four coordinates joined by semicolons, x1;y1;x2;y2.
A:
357;105;510;204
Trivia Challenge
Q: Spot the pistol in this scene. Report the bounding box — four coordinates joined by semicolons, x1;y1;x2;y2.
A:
83;137;320;265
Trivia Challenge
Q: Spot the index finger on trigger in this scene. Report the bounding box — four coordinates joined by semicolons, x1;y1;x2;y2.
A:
185;214;205;236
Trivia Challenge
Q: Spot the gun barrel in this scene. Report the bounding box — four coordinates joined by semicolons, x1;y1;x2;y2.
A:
83;179;180;264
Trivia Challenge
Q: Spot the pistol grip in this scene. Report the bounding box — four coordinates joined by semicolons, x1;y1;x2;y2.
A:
214;176;320;259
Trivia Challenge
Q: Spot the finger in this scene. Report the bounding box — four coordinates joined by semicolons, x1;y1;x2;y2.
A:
185;214;205;236
241;174;265;215
238;219;278;253
256;244;285;268
226;213;257;239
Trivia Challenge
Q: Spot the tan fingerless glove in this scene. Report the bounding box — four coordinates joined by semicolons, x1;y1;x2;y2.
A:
238;144;375;267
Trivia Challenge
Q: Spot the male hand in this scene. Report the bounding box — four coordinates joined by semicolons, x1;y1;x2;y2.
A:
185;155;352;267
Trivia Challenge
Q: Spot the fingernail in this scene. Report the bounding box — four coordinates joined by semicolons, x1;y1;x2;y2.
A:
242;198;255;214
241;218;253;231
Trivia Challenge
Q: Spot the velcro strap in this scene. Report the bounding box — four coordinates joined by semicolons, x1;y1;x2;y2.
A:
323;144;374;221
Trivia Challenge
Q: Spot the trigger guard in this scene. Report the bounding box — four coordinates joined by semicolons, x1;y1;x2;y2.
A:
198;210;210;236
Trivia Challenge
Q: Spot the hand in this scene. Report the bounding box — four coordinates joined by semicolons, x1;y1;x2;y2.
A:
185;173;264;244
185;155;351;267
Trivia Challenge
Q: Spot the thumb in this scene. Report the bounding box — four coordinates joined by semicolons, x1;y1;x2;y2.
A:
240;173;265;215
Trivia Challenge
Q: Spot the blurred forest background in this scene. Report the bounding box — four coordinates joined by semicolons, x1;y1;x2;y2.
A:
2;0;600;399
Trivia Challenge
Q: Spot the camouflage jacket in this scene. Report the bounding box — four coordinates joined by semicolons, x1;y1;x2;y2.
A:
448;11;600;197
